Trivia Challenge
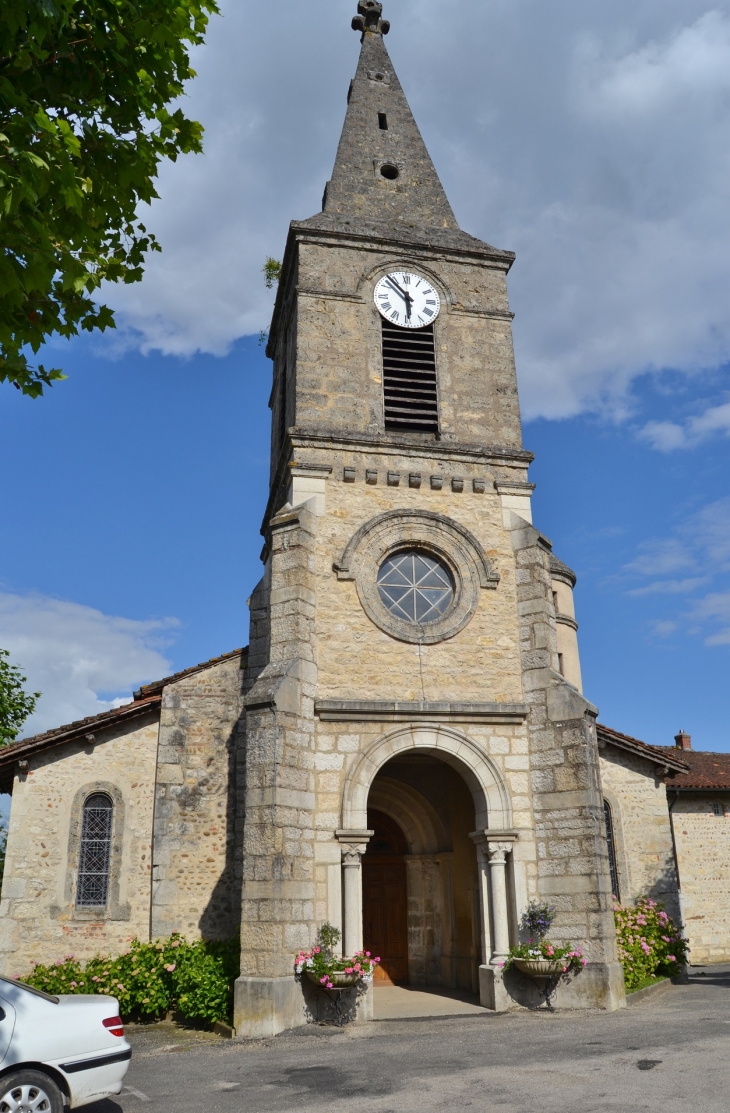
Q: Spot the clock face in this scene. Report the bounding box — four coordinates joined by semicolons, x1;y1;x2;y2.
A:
374;271;441;329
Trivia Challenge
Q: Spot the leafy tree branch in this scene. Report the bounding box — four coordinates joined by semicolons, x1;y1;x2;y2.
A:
0;648;40;745
0;0;219;397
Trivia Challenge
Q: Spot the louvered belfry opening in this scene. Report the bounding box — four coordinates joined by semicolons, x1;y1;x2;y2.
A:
381;321;439;433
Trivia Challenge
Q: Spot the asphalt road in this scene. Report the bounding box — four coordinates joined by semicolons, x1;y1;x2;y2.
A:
94;969;730;1113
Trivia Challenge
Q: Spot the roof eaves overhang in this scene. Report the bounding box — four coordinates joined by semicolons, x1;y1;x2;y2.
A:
597;726;690;775
0;695;162;772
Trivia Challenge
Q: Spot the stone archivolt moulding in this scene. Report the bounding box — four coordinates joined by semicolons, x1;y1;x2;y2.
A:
333;509;499;645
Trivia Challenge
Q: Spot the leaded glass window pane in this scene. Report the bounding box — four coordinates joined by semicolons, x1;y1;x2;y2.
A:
603;799;620;901
377;551;454;624
77;793;113;907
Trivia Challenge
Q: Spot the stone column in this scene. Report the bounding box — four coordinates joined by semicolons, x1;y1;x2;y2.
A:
335;830;372;956
487;841;512;963
470;829;518;1012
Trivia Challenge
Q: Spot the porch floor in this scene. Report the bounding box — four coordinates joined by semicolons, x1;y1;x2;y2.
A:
374;984;489;1019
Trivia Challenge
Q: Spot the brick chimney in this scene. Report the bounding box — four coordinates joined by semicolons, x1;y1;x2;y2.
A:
674;729;692;751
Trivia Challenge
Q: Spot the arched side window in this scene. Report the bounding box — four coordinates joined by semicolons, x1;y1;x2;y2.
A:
603;798;621;901
77;792;113;907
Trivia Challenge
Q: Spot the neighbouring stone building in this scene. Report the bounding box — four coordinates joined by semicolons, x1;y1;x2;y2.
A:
1;1;729;1034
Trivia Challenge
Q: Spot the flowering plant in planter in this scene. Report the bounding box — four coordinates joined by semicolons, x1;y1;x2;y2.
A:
501;939;587;974
501;900;587;975
294;923;380;989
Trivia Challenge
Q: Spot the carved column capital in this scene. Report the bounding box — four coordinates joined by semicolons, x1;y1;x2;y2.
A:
487;841;514;863
336;828;373;866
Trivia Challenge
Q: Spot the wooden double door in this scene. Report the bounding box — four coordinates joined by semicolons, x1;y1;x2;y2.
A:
362;811;409;985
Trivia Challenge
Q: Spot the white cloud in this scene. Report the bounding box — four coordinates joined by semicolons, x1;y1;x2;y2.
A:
0;593;177;737
86;1;730;420
639;399;730;450
590;10;730;114
628;577;708;596
624;538;696;576
623;497;730;644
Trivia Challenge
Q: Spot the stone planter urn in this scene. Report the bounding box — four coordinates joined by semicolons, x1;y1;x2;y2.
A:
305;970;361;988
513;959;565;977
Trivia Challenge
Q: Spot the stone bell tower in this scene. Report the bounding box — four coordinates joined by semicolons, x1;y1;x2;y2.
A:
234;1;624;1037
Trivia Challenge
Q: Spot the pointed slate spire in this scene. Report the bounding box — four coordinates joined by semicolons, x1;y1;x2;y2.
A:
323;2;459;230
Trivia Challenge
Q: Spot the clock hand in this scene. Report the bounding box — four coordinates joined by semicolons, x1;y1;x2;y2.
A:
386;278;410;303
386;279;413;323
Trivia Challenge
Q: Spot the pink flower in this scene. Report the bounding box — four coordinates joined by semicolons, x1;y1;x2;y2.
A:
668;955;676;962
365;951;371;957
374;957;380;963
320;976;328;984
326;982;334;989
92;975;100;982
165;963;176;972
581;959;587;966
562;967;567;973
64;954;75;961
546;945;554;957
344;967;353;974
313;946;321;953
69;981;77;988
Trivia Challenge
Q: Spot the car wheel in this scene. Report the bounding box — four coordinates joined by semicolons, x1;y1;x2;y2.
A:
0;1070;64;1113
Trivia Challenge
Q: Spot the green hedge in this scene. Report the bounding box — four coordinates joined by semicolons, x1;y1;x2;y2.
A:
22;934;239;1024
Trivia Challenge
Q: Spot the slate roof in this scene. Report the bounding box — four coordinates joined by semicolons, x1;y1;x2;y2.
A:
549;553;577;586
597;723;690;775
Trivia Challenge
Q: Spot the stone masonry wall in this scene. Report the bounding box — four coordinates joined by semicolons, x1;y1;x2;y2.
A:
316;469;523;705
672;796;730;964
0;714;159;973
150;654;245;942
238;501;319;982
511;517;620;983
290;237;523;450
598;749;679;919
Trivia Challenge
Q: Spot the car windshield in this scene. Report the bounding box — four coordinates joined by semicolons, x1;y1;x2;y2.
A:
0;976;59;1004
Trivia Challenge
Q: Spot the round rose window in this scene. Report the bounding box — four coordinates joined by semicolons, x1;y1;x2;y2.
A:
376;550;454;624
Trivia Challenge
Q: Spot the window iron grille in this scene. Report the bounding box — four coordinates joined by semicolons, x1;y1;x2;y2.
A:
77;793;113;907
381;321;439;433
603;798;620;901
377;550;454;624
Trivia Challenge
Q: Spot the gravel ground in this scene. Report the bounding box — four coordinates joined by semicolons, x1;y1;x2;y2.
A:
90;967;730;1113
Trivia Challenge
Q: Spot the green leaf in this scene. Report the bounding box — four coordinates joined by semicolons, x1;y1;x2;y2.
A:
0;0;219;396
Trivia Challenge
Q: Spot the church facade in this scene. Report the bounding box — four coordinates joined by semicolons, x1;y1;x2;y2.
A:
1;2;728;1036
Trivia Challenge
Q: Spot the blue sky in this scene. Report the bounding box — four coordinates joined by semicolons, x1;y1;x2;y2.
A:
1;0;730;750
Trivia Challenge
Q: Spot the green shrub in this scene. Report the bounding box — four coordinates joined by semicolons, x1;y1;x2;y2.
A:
614;897;689;991
21;934;239;1024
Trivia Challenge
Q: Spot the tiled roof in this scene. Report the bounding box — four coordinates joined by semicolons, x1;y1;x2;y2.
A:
657;748;730;791
0;648;247;776
133;647;246;699
0;695;162;775
597;723;690;774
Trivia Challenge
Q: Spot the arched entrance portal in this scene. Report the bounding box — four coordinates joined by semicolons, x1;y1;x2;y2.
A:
363;755;480;992
338;724;516;1000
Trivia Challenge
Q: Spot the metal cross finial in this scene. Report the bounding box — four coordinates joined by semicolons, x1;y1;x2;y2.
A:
352;0;390;36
